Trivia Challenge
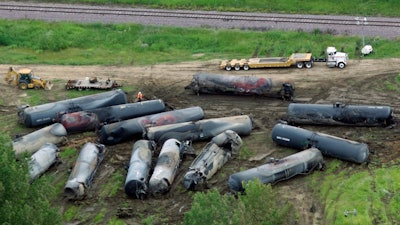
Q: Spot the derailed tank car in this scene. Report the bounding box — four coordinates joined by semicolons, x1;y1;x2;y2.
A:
183;130;242;190
98;106;205;145
229;148;325;193
271;123;370;164
125;140;156;199
145;115;253;144
185;73;295;100
59;100;165;133
58;111;99;133
13;123;67;157
29;143;59;183
64;142;106;200
149;139;194;195
18;89;127;128
286;102;393;126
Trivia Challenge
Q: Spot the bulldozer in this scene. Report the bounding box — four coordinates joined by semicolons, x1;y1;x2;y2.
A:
5;67;53;90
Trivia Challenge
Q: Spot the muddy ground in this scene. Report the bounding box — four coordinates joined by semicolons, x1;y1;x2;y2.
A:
1;58;400;225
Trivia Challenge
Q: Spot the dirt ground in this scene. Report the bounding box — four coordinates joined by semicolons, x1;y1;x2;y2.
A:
1;58;400;225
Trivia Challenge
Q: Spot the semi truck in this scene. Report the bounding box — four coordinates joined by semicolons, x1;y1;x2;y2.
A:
220;53;313;71
312;47;348;68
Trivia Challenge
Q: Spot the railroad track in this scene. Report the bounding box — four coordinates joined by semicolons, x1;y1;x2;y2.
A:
1;2;399;38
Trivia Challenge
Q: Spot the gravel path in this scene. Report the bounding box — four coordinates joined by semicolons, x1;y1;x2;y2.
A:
0;1;399;39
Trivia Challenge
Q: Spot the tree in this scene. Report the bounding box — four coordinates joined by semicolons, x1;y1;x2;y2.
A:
0;134;62;225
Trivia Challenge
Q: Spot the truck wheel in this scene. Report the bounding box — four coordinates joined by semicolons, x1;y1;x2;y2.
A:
19;83;28;90
234;64;241;71
225;64;232;71
338;62;345;69
305;61;312;68
243;64;249;70
296;62;303;69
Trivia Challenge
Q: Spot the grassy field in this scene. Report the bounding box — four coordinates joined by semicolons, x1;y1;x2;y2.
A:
32;0;400;17
1;20;399;67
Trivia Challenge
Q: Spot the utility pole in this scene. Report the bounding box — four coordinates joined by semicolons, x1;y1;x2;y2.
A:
355;17;368;47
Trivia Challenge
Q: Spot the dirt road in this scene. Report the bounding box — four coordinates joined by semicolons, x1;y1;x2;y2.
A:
1;58;400;224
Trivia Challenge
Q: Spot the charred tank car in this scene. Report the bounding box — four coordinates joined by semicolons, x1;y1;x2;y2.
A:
148;139;194;195
58;100;165;133
125;140;156;199
64;142;106;200
13;123;67;157
229;148;324;193
271;123;369;164
183;130;242;190
185;73;295;100
145;115;253;144
98;106;204;145
29;143;60;183
286;102;393;126
18;89;127;127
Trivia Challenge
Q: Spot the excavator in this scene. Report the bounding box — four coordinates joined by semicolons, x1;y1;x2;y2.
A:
5;67;53;90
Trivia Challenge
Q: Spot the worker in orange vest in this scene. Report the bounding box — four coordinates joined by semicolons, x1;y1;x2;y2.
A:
137;91;143;102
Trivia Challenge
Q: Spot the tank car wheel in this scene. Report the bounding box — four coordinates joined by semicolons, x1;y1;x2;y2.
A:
19;83;28;90
234;64;241;71
243;64;249;70
296;62;304;69
225;64;232;71
305;61;312;68
338;62;345;69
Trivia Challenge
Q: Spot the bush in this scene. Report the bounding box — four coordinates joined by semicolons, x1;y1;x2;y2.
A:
182;180;296;225
0;134;62;225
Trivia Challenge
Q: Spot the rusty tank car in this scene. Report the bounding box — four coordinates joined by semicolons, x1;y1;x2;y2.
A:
18;89;127;128
98;106;204;145
285;102;393;126
58;99;165;133
183;130;242;190
229;148;325;193
64;142;106;200
271;123;370;164
124;140;156;199
185;73;295;100
145;115;253;144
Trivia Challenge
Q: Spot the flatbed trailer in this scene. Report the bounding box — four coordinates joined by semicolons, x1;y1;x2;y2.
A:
220;53;313;71
66;77;122;90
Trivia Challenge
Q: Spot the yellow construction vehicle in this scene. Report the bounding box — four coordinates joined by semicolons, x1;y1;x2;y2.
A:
5;67;53;90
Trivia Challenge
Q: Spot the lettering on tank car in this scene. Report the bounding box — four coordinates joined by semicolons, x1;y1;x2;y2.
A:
276;136;290;142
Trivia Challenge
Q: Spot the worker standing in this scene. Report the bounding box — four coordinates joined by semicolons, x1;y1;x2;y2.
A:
137;91;143;102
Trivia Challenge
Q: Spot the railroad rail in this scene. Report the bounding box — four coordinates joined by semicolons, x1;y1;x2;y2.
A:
0;2;399;38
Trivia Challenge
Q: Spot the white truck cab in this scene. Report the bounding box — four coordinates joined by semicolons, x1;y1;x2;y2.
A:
326;47;348;69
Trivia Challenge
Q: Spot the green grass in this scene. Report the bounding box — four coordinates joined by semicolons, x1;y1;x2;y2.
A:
99;169;125;198
64;205;82;222
1;20;399;67
307;163;400;225
34;0;400;17
384;74;400;92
